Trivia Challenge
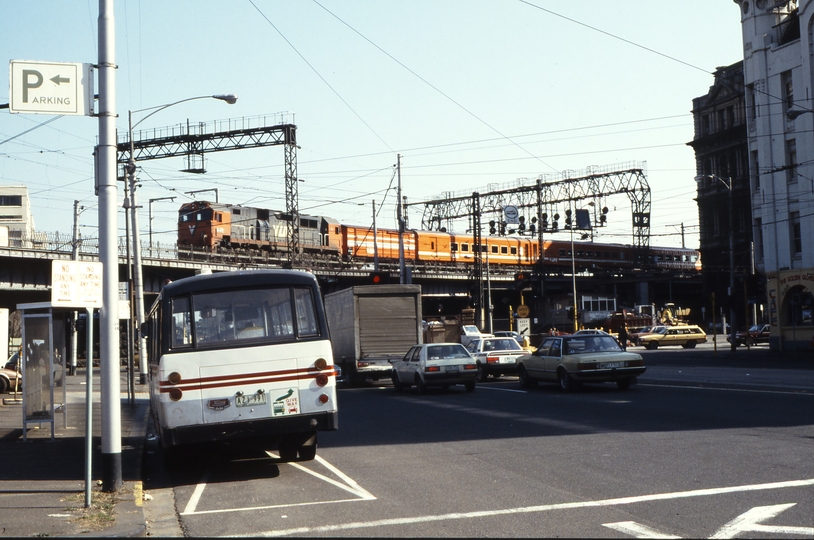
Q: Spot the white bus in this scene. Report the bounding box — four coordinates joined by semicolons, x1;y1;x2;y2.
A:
144;269;338;463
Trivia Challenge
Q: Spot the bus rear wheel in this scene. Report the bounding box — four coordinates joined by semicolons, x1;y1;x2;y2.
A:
279;432;318;462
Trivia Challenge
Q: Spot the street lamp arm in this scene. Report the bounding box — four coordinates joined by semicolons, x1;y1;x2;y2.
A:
129;94;237;133
786;106;813;120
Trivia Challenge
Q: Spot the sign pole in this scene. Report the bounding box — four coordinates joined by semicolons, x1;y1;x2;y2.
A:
84;307;94;508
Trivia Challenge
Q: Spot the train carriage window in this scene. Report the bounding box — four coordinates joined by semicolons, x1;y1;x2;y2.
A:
451;242;458;252
461;244;469;252
559;249;567;256
510;246;517;255
233;208;241;215
501;246;508;254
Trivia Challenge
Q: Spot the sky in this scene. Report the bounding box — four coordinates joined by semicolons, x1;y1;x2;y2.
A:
1;1;746;251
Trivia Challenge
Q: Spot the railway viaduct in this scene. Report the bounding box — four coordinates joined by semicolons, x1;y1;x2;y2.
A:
1;236;701;332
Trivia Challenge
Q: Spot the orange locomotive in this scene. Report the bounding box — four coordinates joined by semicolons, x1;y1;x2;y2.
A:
177;201;701;272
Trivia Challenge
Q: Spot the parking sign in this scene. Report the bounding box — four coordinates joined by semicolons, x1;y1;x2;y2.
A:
9;60;93;116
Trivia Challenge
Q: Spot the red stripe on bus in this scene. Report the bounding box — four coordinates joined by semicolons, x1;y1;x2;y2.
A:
158;365;335;388
158;369;338;393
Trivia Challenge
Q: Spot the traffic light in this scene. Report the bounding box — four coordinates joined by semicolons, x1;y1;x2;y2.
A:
514;271;530;290
747;274;766;299
489;220;496;234
368;271;390;284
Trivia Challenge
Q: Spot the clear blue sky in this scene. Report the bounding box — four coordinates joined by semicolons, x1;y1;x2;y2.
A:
1;1;745;249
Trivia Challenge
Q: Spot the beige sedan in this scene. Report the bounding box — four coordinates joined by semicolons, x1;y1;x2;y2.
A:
517;335;646;391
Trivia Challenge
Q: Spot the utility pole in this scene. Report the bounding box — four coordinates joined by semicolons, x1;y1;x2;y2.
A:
69;201;82;376
97;0;122;493
125;148;148;384
396;154;405;284
372;199;379;271
727;178;736;352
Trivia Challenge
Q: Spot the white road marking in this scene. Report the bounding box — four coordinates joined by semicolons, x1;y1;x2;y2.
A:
711;503;814;538
639;383;814;396
278;454;376;500
243;478;814;537
180;454;375;516
477;385;526;393
603;521;681;538
182;471;209;515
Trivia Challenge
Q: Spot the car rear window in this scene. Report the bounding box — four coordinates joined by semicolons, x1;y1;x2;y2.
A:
483;339;521;351
427;345;469;359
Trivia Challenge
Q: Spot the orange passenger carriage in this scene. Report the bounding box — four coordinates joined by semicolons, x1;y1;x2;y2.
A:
175;201;701;273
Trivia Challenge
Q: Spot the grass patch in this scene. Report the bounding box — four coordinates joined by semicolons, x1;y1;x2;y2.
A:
64;490;121;530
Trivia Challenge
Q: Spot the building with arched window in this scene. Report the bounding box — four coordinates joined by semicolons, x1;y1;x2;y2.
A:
732;0;813;351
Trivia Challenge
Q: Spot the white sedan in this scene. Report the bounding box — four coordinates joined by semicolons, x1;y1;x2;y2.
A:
391;343;477;393
465;337;527;382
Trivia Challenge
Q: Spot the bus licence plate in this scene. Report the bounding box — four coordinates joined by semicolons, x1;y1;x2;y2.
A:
236;393;267;407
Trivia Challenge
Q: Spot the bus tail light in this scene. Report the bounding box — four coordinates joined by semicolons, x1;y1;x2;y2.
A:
316;373;329;386
168;372;182;384
169;388;183;401
318;393;330;404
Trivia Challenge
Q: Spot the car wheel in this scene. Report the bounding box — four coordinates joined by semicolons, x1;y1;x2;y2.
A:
0;377;8;394
476;363;489;382
558;369;575;392
464;380;475;392
616;378;632;390
686;341;696;349
518;365;536;388
747;338;756;347
415;373;428;394
646;341;659;350
391;371;404;391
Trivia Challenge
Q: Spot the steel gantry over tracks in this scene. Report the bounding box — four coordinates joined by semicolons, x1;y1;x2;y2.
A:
411;162;652;259
116;114;301;266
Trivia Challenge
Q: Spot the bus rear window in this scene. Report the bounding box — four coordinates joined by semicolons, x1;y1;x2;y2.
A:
181;286;321;347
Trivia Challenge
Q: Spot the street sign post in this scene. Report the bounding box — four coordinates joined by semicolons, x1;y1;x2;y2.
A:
9;60;94;116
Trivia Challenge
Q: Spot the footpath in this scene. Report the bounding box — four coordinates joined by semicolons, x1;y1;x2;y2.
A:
0;366;151;537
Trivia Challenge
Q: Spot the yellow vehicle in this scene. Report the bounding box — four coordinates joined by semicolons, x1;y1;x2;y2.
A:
638;325;707;350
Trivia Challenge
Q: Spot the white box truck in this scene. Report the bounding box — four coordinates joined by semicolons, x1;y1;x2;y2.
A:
324;284;422;385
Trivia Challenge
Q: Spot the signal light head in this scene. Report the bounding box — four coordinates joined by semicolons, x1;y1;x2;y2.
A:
368;271;390;284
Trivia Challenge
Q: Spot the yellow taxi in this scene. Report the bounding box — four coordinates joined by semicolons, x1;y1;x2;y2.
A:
637;325;707;349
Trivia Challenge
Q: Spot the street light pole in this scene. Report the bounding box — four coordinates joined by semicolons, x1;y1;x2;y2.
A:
706;174;737;352
128;94;236;384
